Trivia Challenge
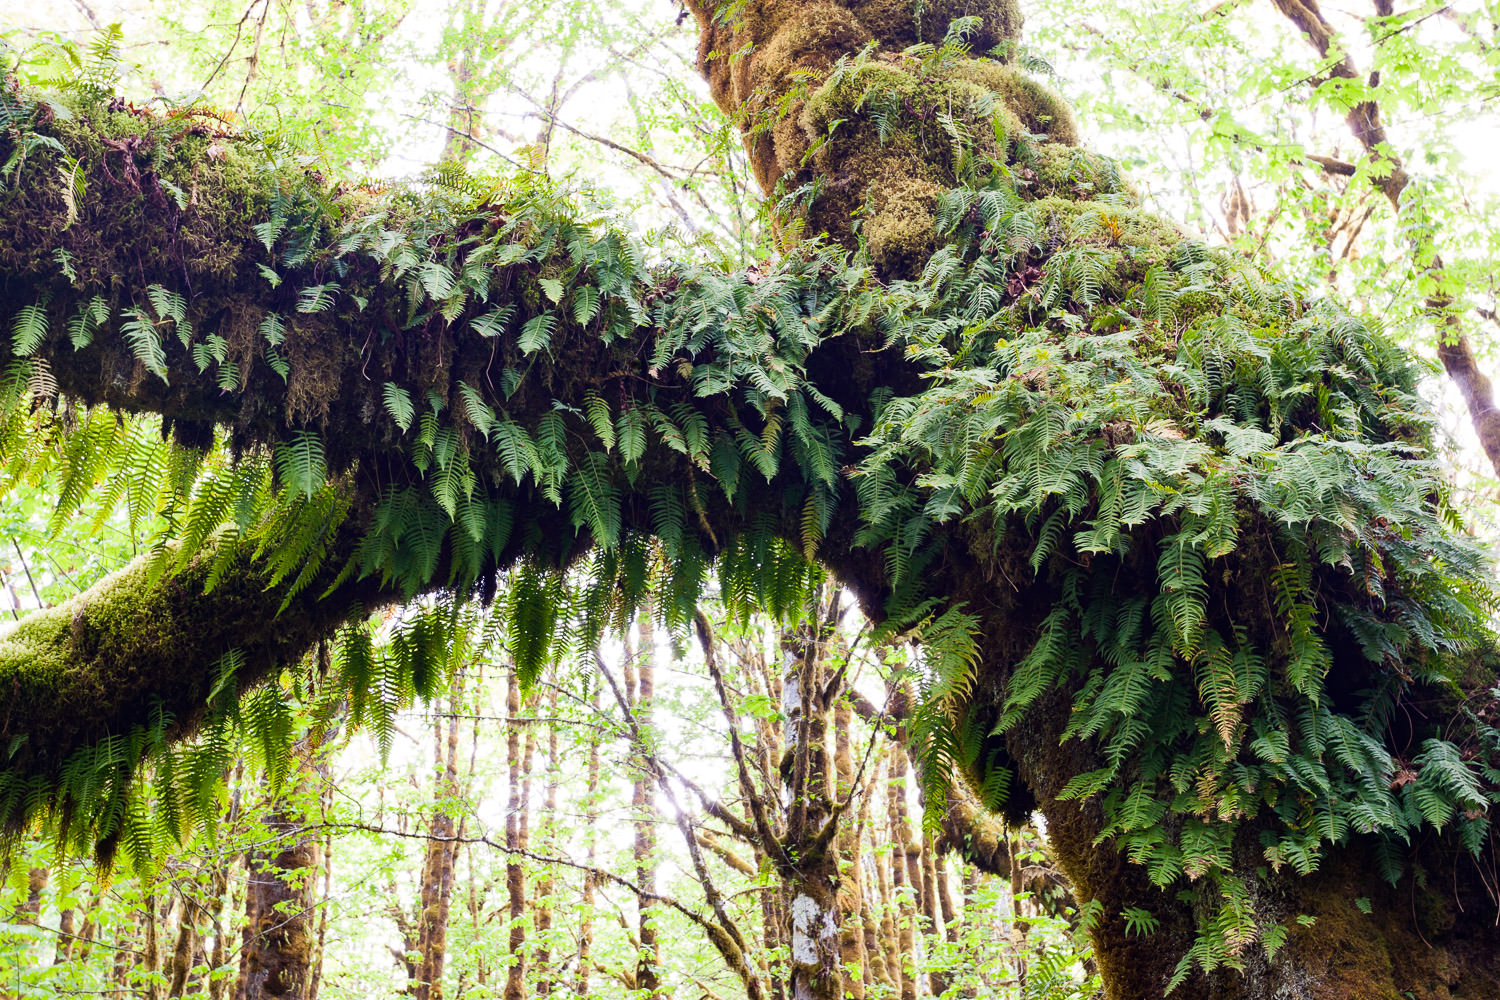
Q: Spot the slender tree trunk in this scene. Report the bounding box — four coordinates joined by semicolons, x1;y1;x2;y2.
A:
626;613;661;997
1009;831;1031;992
207;852;238;1000
236;750;324;1000
872;757;900;996
935;851;957;944
921;839;949;996
887;757;916;1000
145;888;162;1000
532;683;560;998
777;621;844;1000
308;820;333;1000
208;770;245;1000
760;848;786;1000
414;675;465;1000
168;893;198;999
575;680;601;998
76;911;98;963
236;810;321;999
832;698;866;999
113;907;139;989
54;903;76;964
856;770;887;993
439;0;516;165
503;670;529;1000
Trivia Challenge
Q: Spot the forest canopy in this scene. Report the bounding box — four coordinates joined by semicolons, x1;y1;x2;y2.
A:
1;1;1500;999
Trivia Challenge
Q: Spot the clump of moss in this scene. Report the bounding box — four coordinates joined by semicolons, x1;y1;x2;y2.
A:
1021;144;1133;201
1027;195;1185;288
864;175;947;275
22;98;288;290
792;51;1103;275
941;59;1077;144
851;0;1022;52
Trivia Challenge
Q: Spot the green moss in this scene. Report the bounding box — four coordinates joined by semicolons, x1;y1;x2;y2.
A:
790;52;1098;274
0;95;294;296
1031;196;1183;252
940;59;1078;144
850;0;1022;52
863;175;946;274
0;556;177;746
1022;144;1132;201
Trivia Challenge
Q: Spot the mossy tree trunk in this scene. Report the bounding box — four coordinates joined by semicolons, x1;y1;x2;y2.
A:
574;679;601;999
777;623;844;1000
235;794;321;1000
832;698;868;1000
531;683;559;999
680;3;1500;998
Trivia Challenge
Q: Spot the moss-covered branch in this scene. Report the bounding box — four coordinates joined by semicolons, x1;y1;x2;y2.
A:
3;5;1500;995
0;529;389;854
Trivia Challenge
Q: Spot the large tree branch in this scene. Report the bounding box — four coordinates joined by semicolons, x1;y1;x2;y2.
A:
0;81;905;855
1268;0;1500;472
0;527;391;849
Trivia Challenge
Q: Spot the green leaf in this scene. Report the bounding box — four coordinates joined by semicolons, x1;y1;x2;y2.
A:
259;312;286;347
458;382;495;439
275;431;327;500
10;302;48;356
470;305;515;338
383;382;415;432
419;261;456;301
585;393;615;450
618;406;647;465
519;312;557;354
573;285;600;325
120;308;167;382
296;283;340;314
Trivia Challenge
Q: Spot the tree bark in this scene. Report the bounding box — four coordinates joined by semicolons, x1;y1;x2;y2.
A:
168;892;198;999
627;613;661;997
532;683;559;999
871;756;901;997
54;901;77;965
503;670;529;1000
886;756;916;1000
145;887;162;1000
832;697;867;999
414;672;466;1000
574;679;601;998
236;753;323;1000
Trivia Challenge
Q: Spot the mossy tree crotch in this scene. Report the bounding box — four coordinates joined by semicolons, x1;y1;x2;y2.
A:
1;2;1499;998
